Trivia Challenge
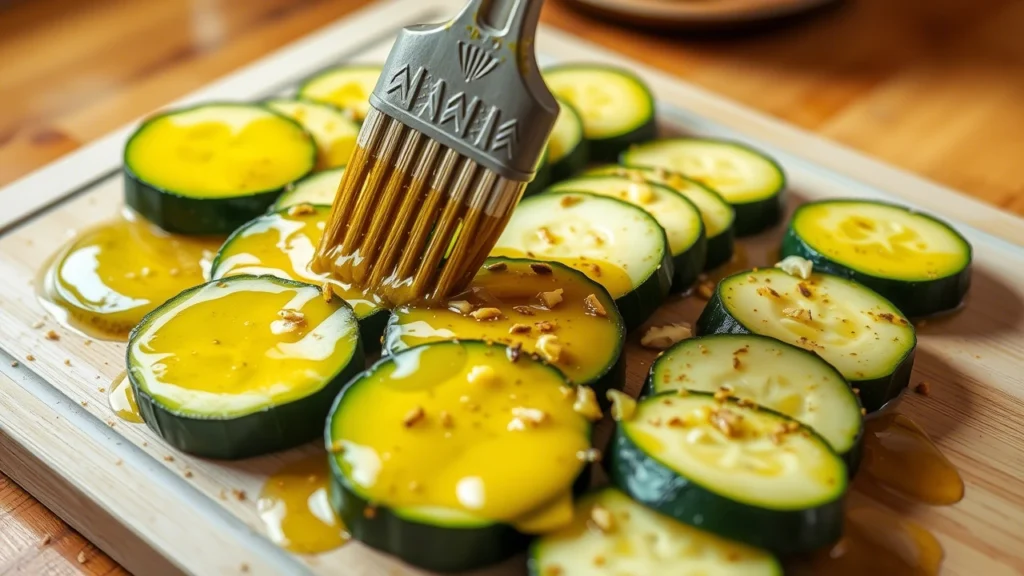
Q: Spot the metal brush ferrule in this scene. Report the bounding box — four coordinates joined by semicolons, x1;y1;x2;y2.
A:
368;0;557;182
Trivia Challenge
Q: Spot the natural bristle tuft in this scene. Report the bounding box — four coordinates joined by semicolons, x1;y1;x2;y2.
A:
313;107;527;306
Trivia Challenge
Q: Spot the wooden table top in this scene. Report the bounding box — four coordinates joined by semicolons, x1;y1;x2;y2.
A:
2;0;1022;573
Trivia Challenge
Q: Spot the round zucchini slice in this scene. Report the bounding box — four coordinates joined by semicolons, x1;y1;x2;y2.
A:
326;340;592;572
127;275;363;459
266;99;359;169
647;334;863;467
585;164;736;269
384;257;625;395
546;175;707;292
124;103;317;235
621;138;785;237
608;392;846;555
543;65;656;162
529;487;781;576
491;191;673;331
548;97;588;181
272;167;343;211
297;64;382;122
696;268;916;412
38;211;222;341
208;204;386;351
782;199;972;318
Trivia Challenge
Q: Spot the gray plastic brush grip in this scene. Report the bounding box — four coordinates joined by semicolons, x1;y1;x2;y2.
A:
368;0;558;182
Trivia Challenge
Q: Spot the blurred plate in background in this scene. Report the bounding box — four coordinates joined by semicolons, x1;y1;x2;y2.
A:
558;0;843;31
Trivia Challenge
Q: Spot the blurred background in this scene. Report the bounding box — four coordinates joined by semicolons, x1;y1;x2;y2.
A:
0;0;1022;573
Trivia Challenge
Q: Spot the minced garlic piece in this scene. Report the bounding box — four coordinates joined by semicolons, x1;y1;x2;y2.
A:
277;309;306;328
776;255;813;280
402;406;426;428
508;406;548;430
590;504;615;532
535;320;557;333
697;281;715;300
509;323;531;334
470;307;502;320
537;288;564;308
467;365;499;387
573;386;603;421
559;195;582;208
536;334;562;363
709;408;743;438
448;300;474;314
606;390;637;421
583;294;607;317
640;323;692;350
782;307;813;322
287;203;317;217
536;227;557;245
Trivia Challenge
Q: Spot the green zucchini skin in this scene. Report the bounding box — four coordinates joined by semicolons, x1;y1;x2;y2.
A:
549;134;589;183
124;167;284;235
523;148;552;198
618;258;673;332
607;392;845;556
705;223;736;270
695;276;915;413
780;202;972;318
123;103;316;235
127;277;364;460
671;225;707;294
326;462;529;573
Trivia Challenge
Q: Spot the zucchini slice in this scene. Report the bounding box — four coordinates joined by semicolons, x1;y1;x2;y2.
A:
491;191;673;331
546;175;707;292
523;145;552;197
586;164;736;269
38;211;222;341
609;392;846;555
384;257;625;395
124;103;317;235
297;64;382;122
782;199;972;318
127;275;363;459
543;65;656;162
266;99;359;169
548;97;588;181
696;268;916;412
647;334;863;466
272;167;343;211
621;139;785;236
529;487;781;576
326;340;592;572
209;204;386;350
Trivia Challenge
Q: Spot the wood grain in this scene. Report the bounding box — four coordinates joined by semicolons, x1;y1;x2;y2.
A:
1;0;1023;574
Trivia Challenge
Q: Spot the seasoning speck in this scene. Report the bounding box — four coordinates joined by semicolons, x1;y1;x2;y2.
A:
45;330;60;341
914;382;931;396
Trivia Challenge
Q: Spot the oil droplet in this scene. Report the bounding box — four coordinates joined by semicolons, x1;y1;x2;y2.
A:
859;413;964;505
109;372;143;424
788;506;943;575
258;454;348;554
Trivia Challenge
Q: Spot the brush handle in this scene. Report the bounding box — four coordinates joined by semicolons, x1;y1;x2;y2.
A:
368;0;558;182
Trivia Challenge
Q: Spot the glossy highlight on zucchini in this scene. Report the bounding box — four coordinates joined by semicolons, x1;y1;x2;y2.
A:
696;268;916;412
297;64;382;122
127;275;363;459
326;340;592;572
384;257;626;395
530;487;782;576
782;199;972;318
124;103;317;234
272;167;344;211
492;191;673;330
622;138;785;236
586;164;736;269
646;334;863;467
544;64;656;162
608;392;846;555
266;99;359;169
546;174;707;292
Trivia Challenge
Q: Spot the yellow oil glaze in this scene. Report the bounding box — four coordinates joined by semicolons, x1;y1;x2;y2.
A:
125;104;315;198
330;342;590;531
128;279;358;417
210;205;380;318
386;260;621;386
38;210;222;341
267;100;358;170
109;372;143;423
258;453;349;554
789;506;943;575
793;202;967;281
299;67;381;122
489;248;633;300
858;413;964;505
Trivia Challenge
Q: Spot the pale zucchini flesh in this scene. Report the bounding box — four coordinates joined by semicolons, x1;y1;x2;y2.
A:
273;167;344;210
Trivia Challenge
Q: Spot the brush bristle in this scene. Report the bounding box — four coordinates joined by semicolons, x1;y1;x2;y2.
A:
313;107;526;306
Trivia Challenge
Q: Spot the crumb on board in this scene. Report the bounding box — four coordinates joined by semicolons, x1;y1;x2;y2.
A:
25;355;35;362
163;455;175;462
10;361;18;368
184;470;194;478
77;551;87;564
106;420;116;427
240;563;250;573
45;330;60;341
64;359;72;367
232;489;247;501
31;321;44;329
914;382;931;396
39;535;52;546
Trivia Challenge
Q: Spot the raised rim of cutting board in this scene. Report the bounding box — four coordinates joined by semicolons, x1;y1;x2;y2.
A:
1;0;1023;575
